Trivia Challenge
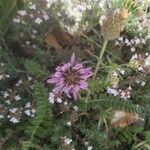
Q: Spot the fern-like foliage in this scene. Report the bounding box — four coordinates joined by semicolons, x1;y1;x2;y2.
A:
81;95;142;114
25;81;51;143
25;60;48;80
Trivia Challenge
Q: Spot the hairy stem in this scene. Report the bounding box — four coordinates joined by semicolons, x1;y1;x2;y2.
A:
85;40;108;109
93;40;108;78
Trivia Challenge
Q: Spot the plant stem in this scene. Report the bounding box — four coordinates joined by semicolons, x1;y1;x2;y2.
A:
85;40;108;109
93;40;108;78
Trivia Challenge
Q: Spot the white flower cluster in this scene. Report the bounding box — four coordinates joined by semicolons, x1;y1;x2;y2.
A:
24;102;36;117
13;1;49;25
48;92;62;104
7;108;21;123
116;35;146;53
129;52;150;73
63;136;72;145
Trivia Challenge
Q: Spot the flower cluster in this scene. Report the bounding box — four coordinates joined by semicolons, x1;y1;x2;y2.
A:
47;53;93;100
115;35;146;52
129;52;150;73
107;86;132;100
13;1;49;25
0;71;35;124
48;92;62;104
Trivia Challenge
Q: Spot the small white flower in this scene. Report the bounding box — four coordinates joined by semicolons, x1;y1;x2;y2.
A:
118;36;123;41
25;102;31;108
43;14;49;21
27;76;33;81
48;92;55;103
31;114;35;117
56;97;62;103
5;74;10;78
145;52;149;56
130;47;136;52
0;75;3;80
141;81;146;86
24;109;31;116
64;137;72;145
138;66;143;71
49;92;54;97
112;71;118;76
10;108;17;113
15;95;21;101
131;54;138;59
10;117;20;123
107;87;118;96
135;38;140;45
64;102;68;105
17;10;27;16
144;55;150;67
5;100;11;105
0;115;4;119
130;39;135;44
30;14;34;18
115;41;120;46
125;38;130;46
84;141;89;146
87;146;93;150
29;4;36;10
136;80;140;84
26;41;31;45
1;63;4;66
13;18;21;23
128;86;132;90
32;30;37;34
48;97;54;104
73;106;78;111
31;109;36;114
120;70;125;75
99;15;106;25
3;91;9;98
15;79;23;86
66;121;72;127
35;18;43;24
141;38;145;44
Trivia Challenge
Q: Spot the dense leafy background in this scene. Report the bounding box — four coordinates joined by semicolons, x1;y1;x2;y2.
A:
0;0;150;149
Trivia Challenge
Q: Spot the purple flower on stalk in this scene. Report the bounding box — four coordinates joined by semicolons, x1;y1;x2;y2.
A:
47;53;93;100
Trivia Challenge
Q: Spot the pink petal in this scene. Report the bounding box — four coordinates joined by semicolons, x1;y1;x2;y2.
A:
73;64;83;70
62;63;71;72
54;71;62;78
56;66;62;71
53;84;64;93
72;91;78;100
79;81;88;90
47;78;59;84
70;53;76;65
62;86;71;98
74;85;80;93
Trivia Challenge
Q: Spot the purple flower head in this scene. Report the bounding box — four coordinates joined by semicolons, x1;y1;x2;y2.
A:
47;53;93;100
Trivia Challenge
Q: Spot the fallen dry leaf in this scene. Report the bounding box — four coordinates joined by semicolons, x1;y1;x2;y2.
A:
51;31;74;45
111;111;140;128
44;30;75;51
44;32;63;51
